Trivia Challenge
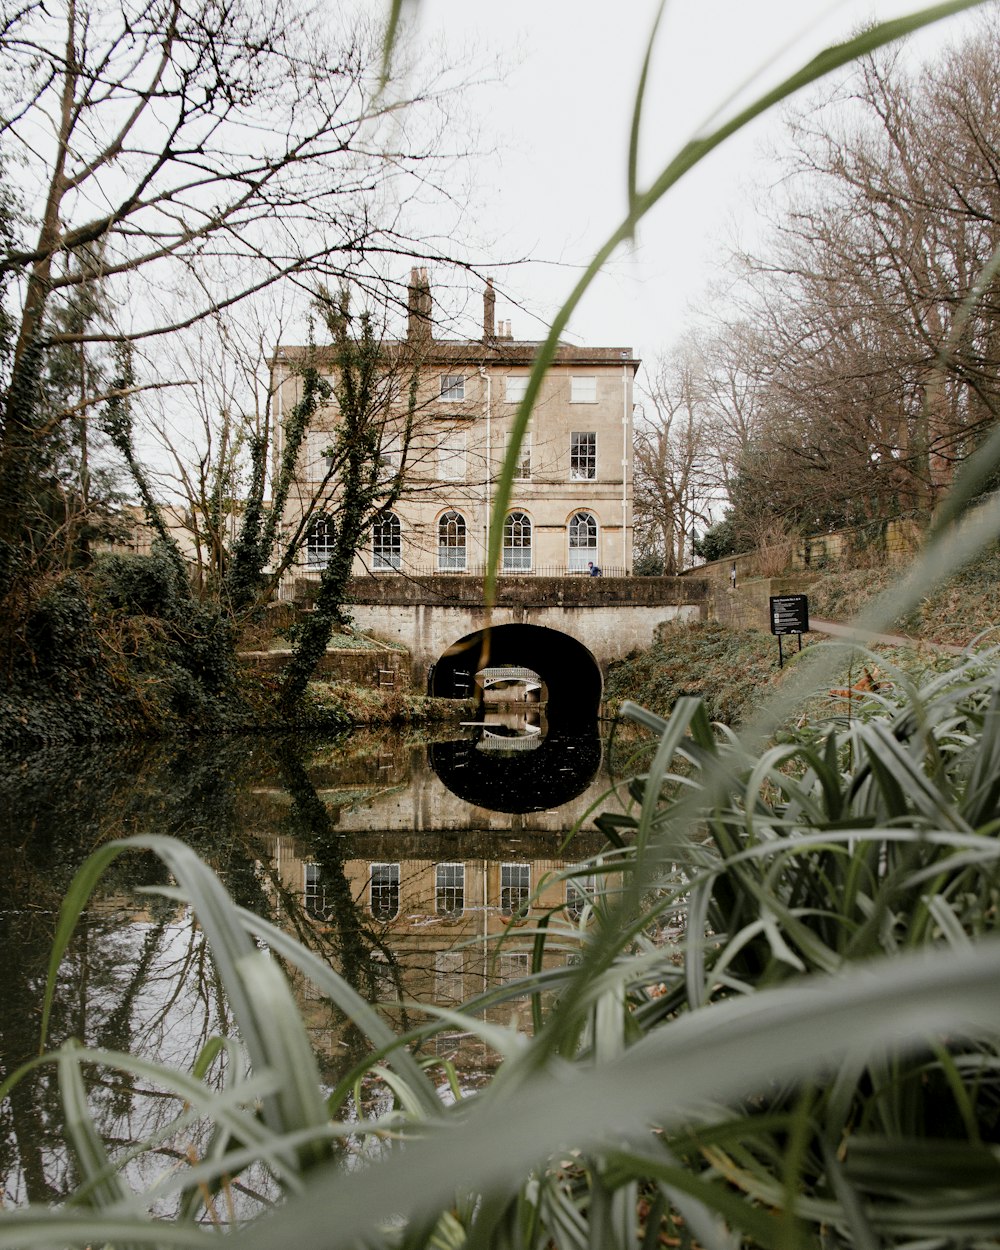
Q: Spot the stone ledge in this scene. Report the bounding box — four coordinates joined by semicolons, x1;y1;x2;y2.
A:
292;574;708;609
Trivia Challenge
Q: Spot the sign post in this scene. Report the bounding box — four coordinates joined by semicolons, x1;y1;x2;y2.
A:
769;594;809;668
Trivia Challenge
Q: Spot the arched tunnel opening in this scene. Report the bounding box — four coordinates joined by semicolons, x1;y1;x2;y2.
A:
428;623;603;728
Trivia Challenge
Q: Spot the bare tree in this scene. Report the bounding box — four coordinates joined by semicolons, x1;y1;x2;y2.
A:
695;17;1000;548
634;349;716;575
696;317;772;502
0;0;465;593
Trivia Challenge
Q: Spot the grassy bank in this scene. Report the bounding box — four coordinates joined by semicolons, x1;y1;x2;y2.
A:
604;620;781;726
305;680;475;726
806;543;1000;647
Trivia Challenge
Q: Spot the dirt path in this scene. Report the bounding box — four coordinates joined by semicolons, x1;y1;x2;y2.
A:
809;617;968;656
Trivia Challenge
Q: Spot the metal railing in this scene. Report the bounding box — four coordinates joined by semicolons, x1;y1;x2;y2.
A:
296;563;628;579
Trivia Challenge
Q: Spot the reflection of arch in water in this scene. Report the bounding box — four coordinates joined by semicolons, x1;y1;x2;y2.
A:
476;720;542;753
429;730;603;814
478;665;543;703
429;624;602;728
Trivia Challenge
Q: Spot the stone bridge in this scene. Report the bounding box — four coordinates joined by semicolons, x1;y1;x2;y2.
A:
293;574;708;723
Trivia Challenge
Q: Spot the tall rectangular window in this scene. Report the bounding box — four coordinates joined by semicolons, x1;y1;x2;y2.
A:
304;863;332;922
498;951;530;984
370;863;400;919
372;513;401;571
369;952;397;1001
379;435;402;483
438;430;466;481
509;433;531;480
566;874;596;921
570;376;597;403
438;511;467;572
306;431;335;479
436;863;465;916
570;431;596;480
500;863;530;917
434;951;464;1004
502;512;532;572
505;375;528;403
439;374;465;401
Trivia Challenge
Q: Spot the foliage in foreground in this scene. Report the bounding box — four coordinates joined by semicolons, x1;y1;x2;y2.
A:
8;648;1000;1246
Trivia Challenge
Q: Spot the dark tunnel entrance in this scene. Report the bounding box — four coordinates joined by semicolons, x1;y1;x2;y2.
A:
428;624;603;727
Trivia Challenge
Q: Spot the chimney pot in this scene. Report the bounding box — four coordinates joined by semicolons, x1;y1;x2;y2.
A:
407;267;433;342
483;278;496;340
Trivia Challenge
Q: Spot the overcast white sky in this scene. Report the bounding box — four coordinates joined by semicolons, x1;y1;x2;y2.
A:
406;0;988;367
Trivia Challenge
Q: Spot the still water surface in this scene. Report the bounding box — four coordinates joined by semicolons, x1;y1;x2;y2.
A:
0;717;625;1203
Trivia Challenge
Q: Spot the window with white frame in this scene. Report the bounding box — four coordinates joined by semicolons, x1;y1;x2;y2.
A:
436;862;465;915
570;375;597;403
306;515;334;568
570;431;596;480
438;511;467;571
568;511;598;571
437;429;466;481
509;432;531;480
500;863;530;917
369;951;397;1001
372;512;401;570
379;434;402;483
439;374;465;401
304;863;334;922
306;431;335;478
566;874;596;921
505;375;528;403
498;951;530;983
502;512;532;571
434;951;464;1004
370;863;400;920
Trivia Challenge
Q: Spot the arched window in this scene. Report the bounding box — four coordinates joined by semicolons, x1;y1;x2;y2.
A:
568;511;598;572
438;510;467;571
306;514;334;568
372;512;401;571
370;863;400;920
502;511;532;571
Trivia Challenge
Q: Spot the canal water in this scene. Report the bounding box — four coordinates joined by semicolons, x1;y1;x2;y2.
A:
0;715;628;1205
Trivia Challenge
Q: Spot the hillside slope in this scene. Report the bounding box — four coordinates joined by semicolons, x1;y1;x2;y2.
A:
805;545;1000;648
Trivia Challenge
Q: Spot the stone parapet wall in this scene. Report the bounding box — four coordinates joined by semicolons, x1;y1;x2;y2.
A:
793;517;924;570
293;573;708;610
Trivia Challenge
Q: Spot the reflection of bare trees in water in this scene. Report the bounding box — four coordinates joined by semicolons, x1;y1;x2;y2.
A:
0;732;431;1199
271;740;415;1072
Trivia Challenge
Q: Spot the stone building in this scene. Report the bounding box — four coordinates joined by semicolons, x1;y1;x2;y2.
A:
270;269;637;590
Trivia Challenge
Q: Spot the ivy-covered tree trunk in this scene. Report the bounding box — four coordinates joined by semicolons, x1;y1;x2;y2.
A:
278;302;413;716
223;366;330;617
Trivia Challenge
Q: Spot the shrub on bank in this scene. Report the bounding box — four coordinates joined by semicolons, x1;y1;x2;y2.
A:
0;552;242;753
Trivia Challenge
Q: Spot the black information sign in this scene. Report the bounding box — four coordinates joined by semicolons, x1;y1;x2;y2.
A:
769;594;809;668
770;594;809;636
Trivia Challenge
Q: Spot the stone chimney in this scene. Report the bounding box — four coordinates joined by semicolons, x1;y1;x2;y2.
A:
483;278;496;340
407;266;433;341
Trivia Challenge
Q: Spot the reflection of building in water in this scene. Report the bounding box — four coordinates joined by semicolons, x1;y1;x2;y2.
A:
266;833;614;1072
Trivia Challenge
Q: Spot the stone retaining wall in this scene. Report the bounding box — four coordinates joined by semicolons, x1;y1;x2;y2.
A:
239;647;409;689
701;575;821;633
